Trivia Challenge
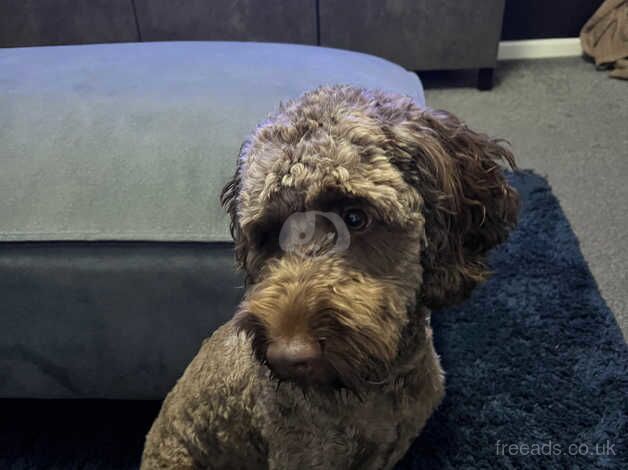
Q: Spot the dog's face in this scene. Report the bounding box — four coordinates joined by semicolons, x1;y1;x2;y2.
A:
222;86;518;392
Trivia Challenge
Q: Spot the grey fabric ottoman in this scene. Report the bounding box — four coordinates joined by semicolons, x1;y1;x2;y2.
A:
0;41;425;399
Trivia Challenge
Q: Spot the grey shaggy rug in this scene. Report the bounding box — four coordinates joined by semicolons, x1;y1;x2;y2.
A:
1;171;626;469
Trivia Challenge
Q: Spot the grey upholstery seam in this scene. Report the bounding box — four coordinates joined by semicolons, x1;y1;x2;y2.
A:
315;0;321;45
130;0;143;42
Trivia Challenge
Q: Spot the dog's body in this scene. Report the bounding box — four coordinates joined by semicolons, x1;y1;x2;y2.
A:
142;86;518;469
142;312;443;469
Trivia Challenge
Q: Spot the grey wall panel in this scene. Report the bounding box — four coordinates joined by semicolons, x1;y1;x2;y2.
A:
0;0;139;48
319;0;505;70
134;0;317;44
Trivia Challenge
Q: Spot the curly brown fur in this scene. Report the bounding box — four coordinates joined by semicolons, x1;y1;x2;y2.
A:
142;86;518;469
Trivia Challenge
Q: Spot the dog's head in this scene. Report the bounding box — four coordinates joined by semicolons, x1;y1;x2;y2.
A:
221;86;518;391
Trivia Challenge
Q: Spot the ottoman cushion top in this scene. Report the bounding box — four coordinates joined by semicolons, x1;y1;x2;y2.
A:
0;41;425;243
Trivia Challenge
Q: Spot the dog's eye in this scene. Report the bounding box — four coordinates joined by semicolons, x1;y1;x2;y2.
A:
342;208;369;231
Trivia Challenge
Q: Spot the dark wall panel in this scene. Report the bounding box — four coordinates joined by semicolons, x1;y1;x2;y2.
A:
502;0;604;40
133;0;317;45
319;0;505;70
0;0;139;48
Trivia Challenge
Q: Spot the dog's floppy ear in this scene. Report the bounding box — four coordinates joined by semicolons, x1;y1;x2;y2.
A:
387;107;519;309
220;143;249;272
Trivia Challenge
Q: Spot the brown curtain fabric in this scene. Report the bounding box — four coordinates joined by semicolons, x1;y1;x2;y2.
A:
580;0;628;79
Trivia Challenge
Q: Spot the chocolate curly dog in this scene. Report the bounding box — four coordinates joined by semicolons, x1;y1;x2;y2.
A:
141;86;518;469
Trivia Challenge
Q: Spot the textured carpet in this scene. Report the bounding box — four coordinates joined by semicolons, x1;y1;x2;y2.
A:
397;171;627;469
1;171;626;469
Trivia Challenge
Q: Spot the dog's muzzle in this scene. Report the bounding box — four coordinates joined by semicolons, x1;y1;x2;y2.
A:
236;253;402;391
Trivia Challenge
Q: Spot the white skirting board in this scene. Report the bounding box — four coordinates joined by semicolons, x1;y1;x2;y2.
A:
498;38;582;60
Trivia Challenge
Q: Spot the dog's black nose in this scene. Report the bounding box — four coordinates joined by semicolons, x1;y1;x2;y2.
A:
265;337;322;381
